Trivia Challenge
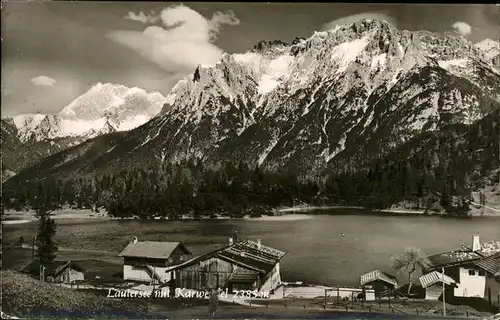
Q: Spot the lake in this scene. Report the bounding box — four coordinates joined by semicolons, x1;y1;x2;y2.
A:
3;210;500;286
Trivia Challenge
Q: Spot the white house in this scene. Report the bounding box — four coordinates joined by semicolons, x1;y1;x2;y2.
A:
419;235;500;299
117;236;192;284
474;252;500;310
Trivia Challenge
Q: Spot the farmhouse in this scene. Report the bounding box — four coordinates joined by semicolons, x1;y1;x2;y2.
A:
20;259;84;283
474;252;500;310
360;270;398;298
419;235;500;299
117;236;192;284
165;238;286;294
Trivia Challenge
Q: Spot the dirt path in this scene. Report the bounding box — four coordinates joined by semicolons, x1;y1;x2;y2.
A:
470;201;500;212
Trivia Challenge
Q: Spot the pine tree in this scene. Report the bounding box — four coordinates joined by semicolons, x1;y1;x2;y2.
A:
36;205;58;266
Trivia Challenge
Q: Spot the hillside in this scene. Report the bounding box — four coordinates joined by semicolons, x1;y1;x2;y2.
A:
1;270;149;318
1;118;90;177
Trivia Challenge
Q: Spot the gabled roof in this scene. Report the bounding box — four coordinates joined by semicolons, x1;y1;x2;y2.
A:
474;252;500;276
419;271;456;288
360;270;398;288
217;240;287;273
118;241;191;259
166;240;286;274
421;249;482;270
20;259;83;277
422;240;500;271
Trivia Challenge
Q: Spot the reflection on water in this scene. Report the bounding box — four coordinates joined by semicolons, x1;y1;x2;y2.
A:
3;212;499;286
245;214;313;221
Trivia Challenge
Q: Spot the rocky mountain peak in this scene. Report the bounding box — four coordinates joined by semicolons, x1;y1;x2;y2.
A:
7;83;166;142
162;18;498;123
475;38;499;63
291;37;306;45
252;40;289;53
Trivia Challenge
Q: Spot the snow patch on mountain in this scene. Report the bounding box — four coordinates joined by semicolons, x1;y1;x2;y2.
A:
12;114;46;130
371;53;387;71
475;39;499;61
438;58;469;69
58;118;110;136
331;36;371;74
233;51;294;94
257;55;294;94
258;139;279;166
118;115;152;131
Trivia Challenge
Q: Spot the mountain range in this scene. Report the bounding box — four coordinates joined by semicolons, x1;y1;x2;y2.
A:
1;83;166;179
3;20;499;211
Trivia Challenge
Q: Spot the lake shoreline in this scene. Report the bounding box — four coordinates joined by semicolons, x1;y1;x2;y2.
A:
3;204;498;225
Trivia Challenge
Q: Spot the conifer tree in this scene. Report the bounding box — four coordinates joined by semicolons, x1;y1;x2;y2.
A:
35;204;58;266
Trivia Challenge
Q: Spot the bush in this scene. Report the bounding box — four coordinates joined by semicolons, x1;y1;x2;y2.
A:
1;270;149;318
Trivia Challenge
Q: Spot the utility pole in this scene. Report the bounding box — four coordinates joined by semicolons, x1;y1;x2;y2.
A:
40;264;45;282
442;267;446;317
324;289;327;310
32;235;36;260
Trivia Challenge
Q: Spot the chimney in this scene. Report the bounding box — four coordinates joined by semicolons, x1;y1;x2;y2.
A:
257;239;262;250
132;236;138;244
229;237;234;245
472;235;481;251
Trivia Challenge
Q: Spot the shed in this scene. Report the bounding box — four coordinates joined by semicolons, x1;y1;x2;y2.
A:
419;271;457;300
20;259;84;283
360;270;398;298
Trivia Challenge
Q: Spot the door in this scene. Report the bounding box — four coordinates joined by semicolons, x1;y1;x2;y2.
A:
488;287;491;305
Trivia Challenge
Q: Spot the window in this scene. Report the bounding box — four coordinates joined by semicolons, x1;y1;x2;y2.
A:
478;270;485;276
468;270;475;276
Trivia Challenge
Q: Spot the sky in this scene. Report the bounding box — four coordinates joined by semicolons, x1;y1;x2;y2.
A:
1;1;499;117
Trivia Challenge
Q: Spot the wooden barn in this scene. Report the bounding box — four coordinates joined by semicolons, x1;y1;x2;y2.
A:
165;239;286;294
360;270;398;298
419;270;457;300
20;259;84;283
118;236;192;284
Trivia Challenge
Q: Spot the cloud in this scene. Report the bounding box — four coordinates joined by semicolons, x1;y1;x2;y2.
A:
30;75;57;87
452;21;472;36
109;5;240;73
125;11;160;24
322;12;397;31
208;10;240;40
